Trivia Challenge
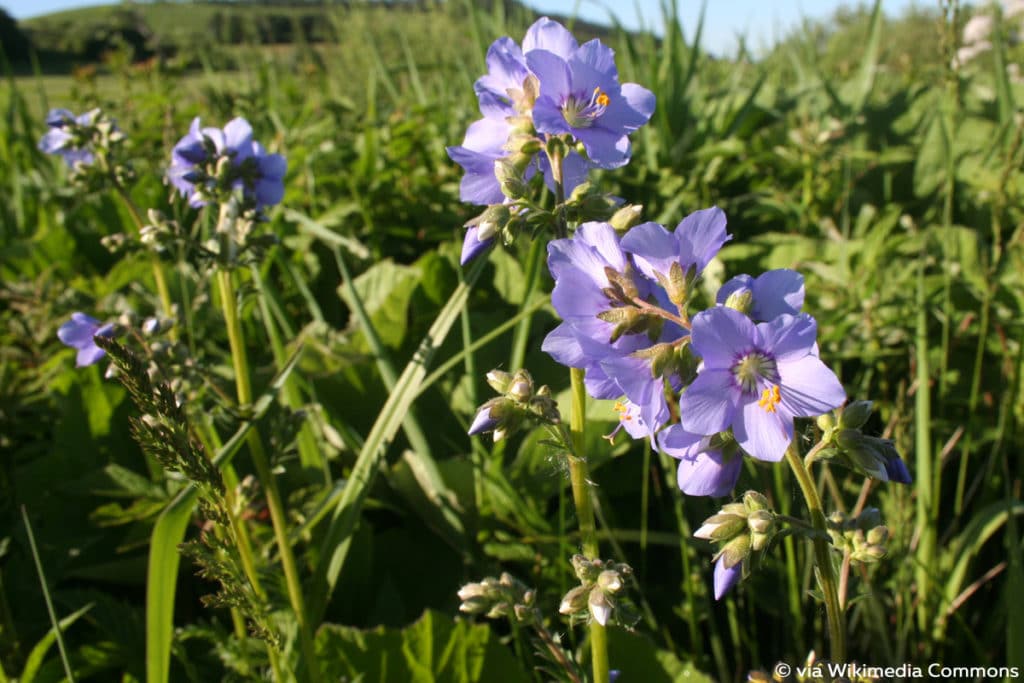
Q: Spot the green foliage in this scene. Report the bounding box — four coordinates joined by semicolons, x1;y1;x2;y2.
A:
316;609;529;682
1;0;1022;680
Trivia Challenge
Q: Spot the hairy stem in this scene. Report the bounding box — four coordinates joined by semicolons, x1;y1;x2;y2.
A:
569;367;610;683
216;264;318;678
784;443;846;663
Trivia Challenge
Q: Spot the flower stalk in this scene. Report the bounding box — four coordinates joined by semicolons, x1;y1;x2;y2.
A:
568;367;610;683
784;443;846;663
214;208;317;676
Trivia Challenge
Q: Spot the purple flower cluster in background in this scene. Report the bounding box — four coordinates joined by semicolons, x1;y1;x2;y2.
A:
542;206;909;516
446;17;655;263
168;117;286;211
38;109;100;167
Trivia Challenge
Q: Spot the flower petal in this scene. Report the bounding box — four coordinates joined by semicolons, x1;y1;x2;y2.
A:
713;557;741;600
689;306;756;370
776;355;846;417
523;17;578;59
676;450;741;497
679;368;738;435
734;398;792;462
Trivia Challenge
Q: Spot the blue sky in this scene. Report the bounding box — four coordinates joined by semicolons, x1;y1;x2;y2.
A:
4;0;923;56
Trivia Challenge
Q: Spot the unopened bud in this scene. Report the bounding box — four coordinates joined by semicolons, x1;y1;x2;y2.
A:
747;510;774;535
486;369;513;394
816;412;837;431
718;533;751;569
559;585;590;615
608;205;644;231
840;400;873;430
695;513;747;541
866;525;889;546
723;287;754;315
597;570;623;593
588;588;612;626
743;491;770;512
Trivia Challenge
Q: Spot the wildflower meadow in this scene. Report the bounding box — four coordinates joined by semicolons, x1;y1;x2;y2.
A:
1;1;1023;681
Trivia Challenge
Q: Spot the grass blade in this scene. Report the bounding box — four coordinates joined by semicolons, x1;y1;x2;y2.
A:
308;256;487;622
20;505;79;683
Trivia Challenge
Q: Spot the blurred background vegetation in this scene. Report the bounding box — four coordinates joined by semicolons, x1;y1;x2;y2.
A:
1;1;1023;681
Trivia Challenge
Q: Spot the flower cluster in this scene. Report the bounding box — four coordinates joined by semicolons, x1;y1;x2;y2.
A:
168;117;286;212
542;206;910;501
447;17;655;263
38;108;131;186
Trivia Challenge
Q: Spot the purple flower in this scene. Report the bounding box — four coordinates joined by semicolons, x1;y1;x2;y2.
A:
460;226;495;265
544;222;659;357
446;117;590;206
446;118;515;206
474;36;533;118
525;19;655;168
58;313;115;367
468;404;501;436
39;108;98;167
168;117;285;210
713;556;741;600
885;456;913;484
659;426;742;497
621;208;732;283
679;307;846;462
717;269;805;321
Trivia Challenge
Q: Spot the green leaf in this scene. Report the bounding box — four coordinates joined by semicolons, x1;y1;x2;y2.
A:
315;610;529;683
603;626;714;683
19;604;93;683
308;257;486;621
339;258;421;349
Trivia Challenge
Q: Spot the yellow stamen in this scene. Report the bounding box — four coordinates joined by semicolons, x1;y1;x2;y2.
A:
758;385;781;413
594;86;610;107
613;400;633;421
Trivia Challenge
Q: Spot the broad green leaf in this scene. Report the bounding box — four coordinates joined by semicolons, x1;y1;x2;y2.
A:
315;610;528;683
603;626;714;683
339;258;420;350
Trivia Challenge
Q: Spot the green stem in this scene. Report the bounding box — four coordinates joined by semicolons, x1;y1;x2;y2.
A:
216;266;318;678
784;443;846;663
111;180;175;323
568;367;610;683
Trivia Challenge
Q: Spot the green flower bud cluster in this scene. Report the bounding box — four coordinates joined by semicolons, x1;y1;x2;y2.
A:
64;109;135;188
827;508;890;564
812;401;910;484
457;572;537;625
696;491;778;576
470;369;561;442
558;555;636;627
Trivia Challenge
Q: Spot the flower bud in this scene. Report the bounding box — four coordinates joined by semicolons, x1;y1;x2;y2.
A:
694;513;747;542
717;533;751;569
507;370;534;403
743;491;770;513
747;510;774;535
816;412;837;431
142;317;161;336
588;588;612;626
597;569;623;593
485;369;513;394
559;585;591;615
840;400;873;430
608;204;644;231
723;287;753;315
866;525;889;546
